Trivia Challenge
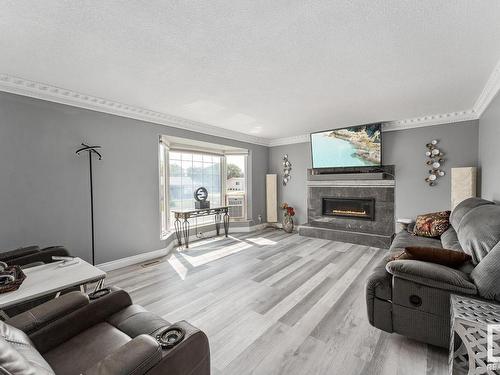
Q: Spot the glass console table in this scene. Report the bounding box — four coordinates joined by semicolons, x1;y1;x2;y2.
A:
172;206;229;248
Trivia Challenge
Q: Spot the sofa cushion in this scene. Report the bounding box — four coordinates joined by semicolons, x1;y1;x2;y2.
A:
450;197;494;229
413;211;450;238
457;204;500;264
440;227;463;251
44;322;131;375
470;242;500;302
0;321;54;375
393;246;471;268
390;230;442;251
84;335;161;375
107;304;171;338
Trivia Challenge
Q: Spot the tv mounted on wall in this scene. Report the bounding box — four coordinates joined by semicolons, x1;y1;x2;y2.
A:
310;123;382;169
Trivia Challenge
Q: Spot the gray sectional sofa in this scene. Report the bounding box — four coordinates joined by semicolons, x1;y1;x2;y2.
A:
366;197;500;348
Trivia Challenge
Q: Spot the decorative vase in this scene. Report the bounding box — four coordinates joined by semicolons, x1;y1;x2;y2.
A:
282;216;294;233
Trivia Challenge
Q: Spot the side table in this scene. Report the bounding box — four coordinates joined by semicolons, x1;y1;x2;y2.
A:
396;218;414;232
450;294;500;374
172;206;230;248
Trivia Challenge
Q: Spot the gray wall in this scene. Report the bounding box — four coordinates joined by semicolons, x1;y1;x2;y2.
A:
268;144;310;225
0;92;268;263
269;120;479;224
383;120;478;218
479;92;500;202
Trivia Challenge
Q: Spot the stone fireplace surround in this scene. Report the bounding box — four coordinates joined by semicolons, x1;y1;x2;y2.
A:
298;179;395;248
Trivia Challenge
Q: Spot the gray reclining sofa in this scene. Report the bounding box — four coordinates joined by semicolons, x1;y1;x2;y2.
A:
366;197;500;348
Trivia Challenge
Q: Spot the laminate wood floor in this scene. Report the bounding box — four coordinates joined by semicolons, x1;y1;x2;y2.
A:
107;229;448;375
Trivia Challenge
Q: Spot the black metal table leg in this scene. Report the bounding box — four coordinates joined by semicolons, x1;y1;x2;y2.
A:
182;219;190;248
174;218;182;246
223;213;229;237
215;213;221;236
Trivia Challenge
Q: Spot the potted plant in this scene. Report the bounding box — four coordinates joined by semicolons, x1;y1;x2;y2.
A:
281;203;295;233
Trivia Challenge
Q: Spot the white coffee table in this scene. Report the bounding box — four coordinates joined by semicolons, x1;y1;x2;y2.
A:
0;258;106;318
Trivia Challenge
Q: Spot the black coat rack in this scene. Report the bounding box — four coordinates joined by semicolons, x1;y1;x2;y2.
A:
76;143;102;265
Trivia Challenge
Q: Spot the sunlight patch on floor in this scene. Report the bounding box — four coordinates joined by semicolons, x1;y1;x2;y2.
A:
167;253;188;280
180;241;252;267
186;235;228;248
245;237;277;246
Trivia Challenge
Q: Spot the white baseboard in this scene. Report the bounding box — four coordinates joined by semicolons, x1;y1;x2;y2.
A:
97;242;175;272
230;223;268;232
96;223;270;272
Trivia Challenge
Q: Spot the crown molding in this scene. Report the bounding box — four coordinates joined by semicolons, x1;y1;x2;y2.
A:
382;109;478;132
0;74;270;146
267;56;500;146
267;134;310;147
266;110;479;146
473;58;500;116
2;56;500;148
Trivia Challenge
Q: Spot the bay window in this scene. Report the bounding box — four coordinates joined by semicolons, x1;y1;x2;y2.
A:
159;137;248;238
168;151;223;227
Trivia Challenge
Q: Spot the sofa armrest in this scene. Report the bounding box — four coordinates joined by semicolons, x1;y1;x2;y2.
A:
471;242;500;302
146;321;210;375
6;291;89;334
386;260;477;294
84;335;162;375
366;255;393;325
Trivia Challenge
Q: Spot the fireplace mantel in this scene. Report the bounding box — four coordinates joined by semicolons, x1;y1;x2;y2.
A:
306;179;395;187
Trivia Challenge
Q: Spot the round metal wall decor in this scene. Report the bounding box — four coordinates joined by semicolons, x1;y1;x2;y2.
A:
425;139;446;186
282;154;292;186
194;187;208;202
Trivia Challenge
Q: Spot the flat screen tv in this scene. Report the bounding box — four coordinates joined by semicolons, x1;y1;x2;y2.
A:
310;123;382;169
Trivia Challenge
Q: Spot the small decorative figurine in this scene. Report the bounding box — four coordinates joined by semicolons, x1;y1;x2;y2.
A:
194;186;210;209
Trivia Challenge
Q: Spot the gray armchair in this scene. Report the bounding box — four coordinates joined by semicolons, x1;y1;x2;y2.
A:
366;198;500;348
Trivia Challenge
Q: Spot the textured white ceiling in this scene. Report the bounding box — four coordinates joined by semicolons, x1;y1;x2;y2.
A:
1;1;500;139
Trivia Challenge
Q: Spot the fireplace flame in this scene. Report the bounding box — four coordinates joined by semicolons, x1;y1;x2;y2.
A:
332;209;367;216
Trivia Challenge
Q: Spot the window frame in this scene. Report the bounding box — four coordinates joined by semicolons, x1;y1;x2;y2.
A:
224;152;249;222
159;139;170;239
159;139;250;239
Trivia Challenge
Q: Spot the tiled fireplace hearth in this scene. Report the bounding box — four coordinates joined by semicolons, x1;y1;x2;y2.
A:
299;179;395;248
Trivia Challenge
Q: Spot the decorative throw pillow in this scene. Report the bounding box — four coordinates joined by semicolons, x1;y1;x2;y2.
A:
390;246;471;268
413;210;451;238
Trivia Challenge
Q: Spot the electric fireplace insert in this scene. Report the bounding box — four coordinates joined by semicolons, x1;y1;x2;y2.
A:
322;197;375;221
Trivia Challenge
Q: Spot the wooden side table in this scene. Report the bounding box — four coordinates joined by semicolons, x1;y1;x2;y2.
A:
450;295;500;374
